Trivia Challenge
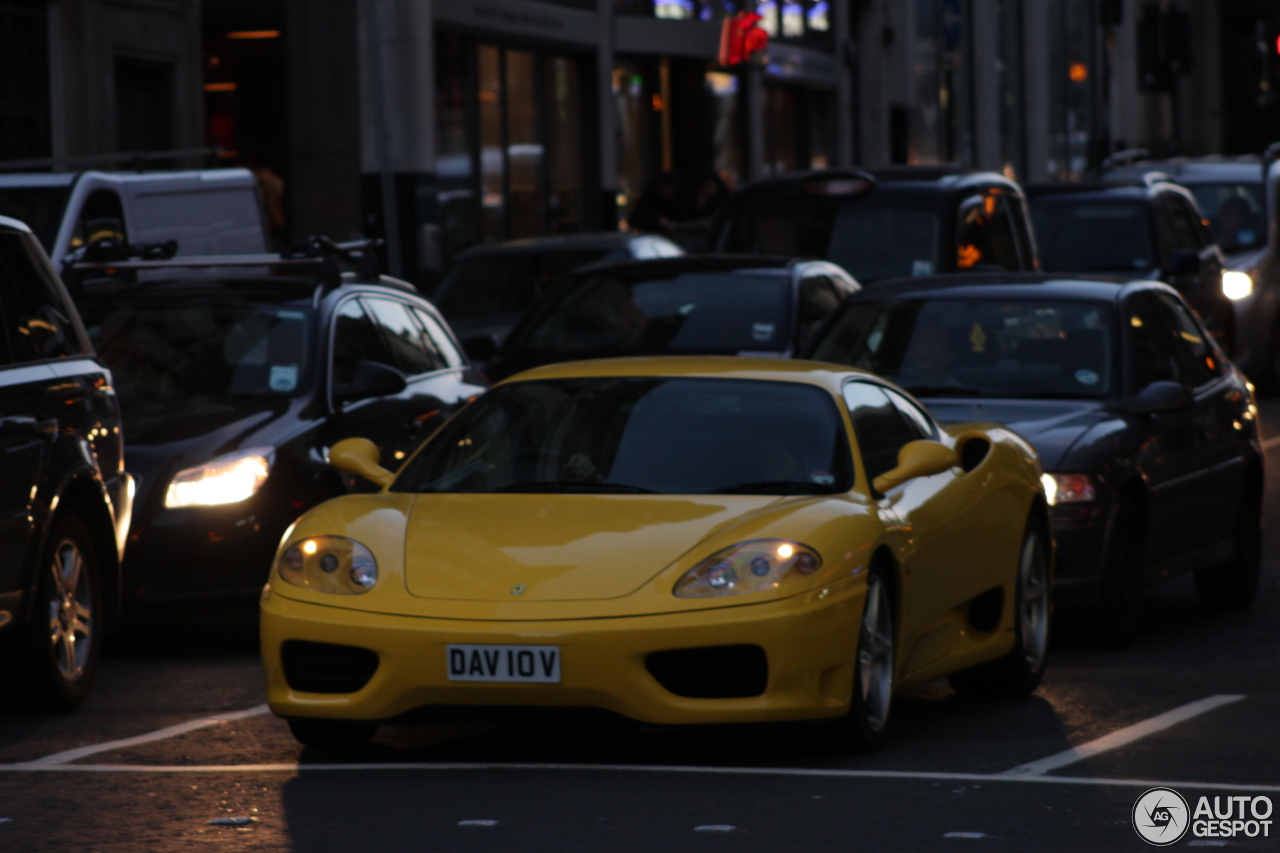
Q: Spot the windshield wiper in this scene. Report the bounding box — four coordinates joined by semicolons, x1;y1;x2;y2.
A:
490;480;656;494
714;480;833;495
902;385;985;398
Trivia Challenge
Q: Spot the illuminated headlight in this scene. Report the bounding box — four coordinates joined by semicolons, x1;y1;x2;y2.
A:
278;536;378;594
1042;472;1097;506
1223;271;1253;301
165;448;273;508
674;540;821;598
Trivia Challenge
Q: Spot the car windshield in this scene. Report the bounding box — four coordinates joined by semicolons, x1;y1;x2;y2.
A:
79;289;314;400
394;377;852;495
506;272;792;356
716;201;941;282
1030;199;1153;272
431;251;611;321
1185;182;1266;252
0;186;71;252
810;298;1115;399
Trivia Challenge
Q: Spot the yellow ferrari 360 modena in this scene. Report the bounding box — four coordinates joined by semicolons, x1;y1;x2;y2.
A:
260;356;1051;751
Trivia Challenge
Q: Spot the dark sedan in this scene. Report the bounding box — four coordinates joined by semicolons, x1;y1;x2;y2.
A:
71;248;485;611
485;255;859;382
806;273;1262;646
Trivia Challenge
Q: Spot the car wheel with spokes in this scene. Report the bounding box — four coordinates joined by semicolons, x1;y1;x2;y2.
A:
831;565;894;752
949;517;1051;697
15;515;102;710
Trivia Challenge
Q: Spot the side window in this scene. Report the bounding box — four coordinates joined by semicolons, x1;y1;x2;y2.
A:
1006;195;1038;269
955;191;1021;272
1176;198;1213;249
1126;293;1185;391
331;299;397;390
843;381;919;483
1154;292;1224;387
70;190;127;252
0;232;84;362
883;388;938;440
797;275;842;348
363;297;444;375
410;306;464;368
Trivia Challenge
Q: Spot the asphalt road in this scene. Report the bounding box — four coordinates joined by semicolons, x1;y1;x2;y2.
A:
3;405;1280;852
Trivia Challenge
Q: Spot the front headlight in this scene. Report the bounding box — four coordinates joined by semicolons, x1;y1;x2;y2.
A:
1042;472;1096;506
165;447;273;508
674;540;821;598
1223;271;1253;301
278;536;378;594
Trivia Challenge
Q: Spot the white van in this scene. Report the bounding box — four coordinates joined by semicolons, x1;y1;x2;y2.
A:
0;169;268;268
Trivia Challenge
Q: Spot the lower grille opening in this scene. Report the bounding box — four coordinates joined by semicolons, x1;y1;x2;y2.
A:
281;640;379;694
645;644;768;698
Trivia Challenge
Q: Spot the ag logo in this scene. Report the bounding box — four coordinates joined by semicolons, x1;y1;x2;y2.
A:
1133;787;1190;846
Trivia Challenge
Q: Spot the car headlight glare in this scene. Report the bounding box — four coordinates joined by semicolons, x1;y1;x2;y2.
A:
1223;271;1253;301
165;447;273;508
278;536;378;594
1042;472;1096;506
674;540;821;598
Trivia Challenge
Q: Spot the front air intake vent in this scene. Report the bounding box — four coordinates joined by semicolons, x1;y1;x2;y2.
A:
281;640;379;694
645;644;768;698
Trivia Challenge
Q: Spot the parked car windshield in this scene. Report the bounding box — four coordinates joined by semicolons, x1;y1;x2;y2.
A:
394;377;851;495
0;187;71;252
79;287;315;400
1184;183;1266;252
1030;199;1153;272
505;272;793;357
431;251;611;321
715;201;941;282
810;298;1116;399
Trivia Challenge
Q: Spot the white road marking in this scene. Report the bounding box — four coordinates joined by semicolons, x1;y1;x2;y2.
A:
694;825;736;832
1187;841;1229;847
26;703;270;766
944;832;988;838
1;760;1277;794
1000;694;1246;777
457;820;498;827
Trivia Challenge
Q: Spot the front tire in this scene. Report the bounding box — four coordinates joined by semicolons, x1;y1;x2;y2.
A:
950;519;1051;697
1196;484;1262;610
14;516;103;710
831;567;894;753
287;717;378;749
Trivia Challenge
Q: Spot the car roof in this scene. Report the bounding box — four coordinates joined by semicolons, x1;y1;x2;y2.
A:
1026;183;1153;201
1104;159;1262;185
725;167;1021;202
0;215;34;235
497;354;872;395
451;232;650;259
851;272;1147;303
568;254;796;280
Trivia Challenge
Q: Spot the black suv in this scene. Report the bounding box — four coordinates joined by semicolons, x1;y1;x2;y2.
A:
67;240;485;612
0;216;133;709
707;167;1040;283
1028;177;1231;351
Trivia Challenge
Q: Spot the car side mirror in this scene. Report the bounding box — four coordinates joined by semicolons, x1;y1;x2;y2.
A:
1125;380;1194;415
336;360;406;403
461;333;499;363
1169;248;1202;275
329;437;396;489
872;439;960;495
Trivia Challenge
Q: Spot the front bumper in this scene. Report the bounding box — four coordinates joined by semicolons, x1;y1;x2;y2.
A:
261;580;866;726
1048;500;1111;605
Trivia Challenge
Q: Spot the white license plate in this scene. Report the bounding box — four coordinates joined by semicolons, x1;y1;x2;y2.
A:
446;644;561;683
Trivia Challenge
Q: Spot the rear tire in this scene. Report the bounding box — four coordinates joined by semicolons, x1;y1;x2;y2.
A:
949;518;1051;697
830;566;894;753
14;515;103;711
287;717;378;749
1196;484;1262;610
1093;505;1144;648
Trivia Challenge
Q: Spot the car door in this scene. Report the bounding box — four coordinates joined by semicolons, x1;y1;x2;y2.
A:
843;380;983;677
1124;292;1219;567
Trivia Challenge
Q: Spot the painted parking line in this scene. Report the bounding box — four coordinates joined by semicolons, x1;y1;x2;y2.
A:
26;703;270;766
1000;694;1246;777
0;760;1277;794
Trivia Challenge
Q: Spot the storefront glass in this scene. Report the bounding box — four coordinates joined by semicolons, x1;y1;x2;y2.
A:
506;50;544;239
479;45;506;242
764;85;834;175
1047;0;1098;180
547;56;584;234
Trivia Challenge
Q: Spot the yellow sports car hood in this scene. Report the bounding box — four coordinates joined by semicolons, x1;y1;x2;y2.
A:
402;494;779;601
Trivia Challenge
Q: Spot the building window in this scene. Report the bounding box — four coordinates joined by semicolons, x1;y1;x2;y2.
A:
116;58;175;155
0;0;51;162
433;33;589;257
1047;0;1099;180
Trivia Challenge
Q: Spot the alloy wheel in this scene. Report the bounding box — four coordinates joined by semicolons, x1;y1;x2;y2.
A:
1018;531;1050;672
47;537;93;682
858;574;894;733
